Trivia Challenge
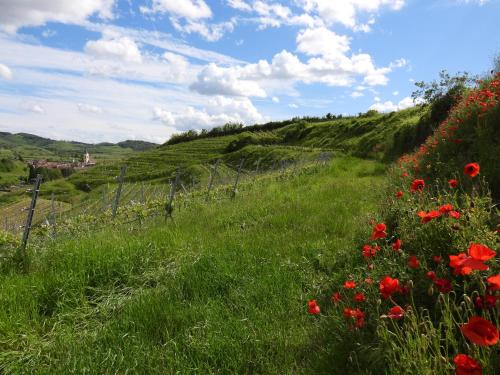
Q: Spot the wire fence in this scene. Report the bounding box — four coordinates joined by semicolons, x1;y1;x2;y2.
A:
0;153;334;252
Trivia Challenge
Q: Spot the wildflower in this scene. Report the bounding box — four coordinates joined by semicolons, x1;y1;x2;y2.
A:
449;211;461;219
408;255;420;269
464;163;480;178
362;245;379;259
379;276;400;299
449;253;488;275
370;223;387;240
331;292;342;303
486;275;500;291
410;179;425;193
460;316;499;346
448;179;458;188
418;210;441;223
453;354;482;375
439;204;453;214
434;278;452;293
392;239;402;252
426;271;436;280
474;295;497;310
433;255;442;264
468;243;496;261
354;292;366;303
364;278;373;285
344;280;356;289
387;306;405;320
395;190;404;198
308;300;320;315
343;307;365;328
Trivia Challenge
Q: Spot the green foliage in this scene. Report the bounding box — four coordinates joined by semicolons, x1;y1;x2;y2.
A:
0;157;385;374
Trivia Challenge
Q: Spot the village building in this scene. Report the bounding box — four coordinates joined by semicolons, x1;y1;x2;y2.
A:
28;149;96;170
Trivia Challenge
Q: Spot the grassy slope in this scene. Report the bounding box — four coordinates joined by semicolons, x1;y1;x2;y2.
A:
68;107;424;190
0;157;384;374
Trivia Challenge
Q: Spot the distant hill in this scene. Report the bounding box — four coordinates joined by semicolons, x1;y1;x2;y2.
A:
0;132;158;187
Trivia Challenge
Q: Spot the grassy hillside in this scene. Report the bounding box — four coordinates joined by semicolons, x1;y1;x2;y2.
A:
0;157;385;374
67;106;425;191
0;132;157;161
0;131;158;191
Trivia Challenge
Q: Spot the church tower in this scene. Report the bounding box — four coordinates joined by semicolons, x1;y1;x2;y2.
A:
84;149;90;165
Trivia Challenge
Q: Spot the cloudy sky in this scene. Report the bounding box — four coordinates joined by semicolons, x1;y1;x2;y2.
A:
0;0;498;144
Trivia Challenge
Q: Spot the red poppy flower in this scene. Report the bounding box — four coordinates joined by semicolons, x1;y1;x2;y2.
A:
354;292;366;303
486;275;500;291
387;305;405;320
402;171;408;177
408;255;420;269
433;255;442;264
395;190;404;198
467;243;496;261
379;276;400;299
449;211;461;219
449;253;489;275
448;179;458;188
454;354;482;375
344;307;365;328
410;179;425;193
418;210;441;223
439;204;453;214
460;316;499;346
331;292;342;303
362;245;379;258
474;295;498;310
464;163;480;178
370;223;387;240
434;278;452;293
344;280;356;289
392;239;402;252
426;271;436;280
308;300;320;315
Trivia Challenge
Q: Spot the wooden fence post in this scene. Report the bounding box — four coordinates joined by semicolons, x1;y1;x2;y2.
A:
112;166;127;219
206;160;220;201
21;174;43;250
231;159;244;199
165;168;181;219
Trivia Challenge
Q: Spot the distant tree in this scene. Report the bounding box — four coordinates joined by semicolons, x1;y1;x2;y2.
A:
492;53;500;74
411;70;475;105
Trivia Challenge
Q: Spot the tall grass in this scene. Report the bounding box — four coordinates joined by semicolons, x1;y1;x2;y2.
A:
0;157;384;374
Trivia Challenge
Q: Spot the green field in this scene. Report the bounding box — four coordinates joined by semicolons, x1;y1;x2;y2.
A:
0;157;384;374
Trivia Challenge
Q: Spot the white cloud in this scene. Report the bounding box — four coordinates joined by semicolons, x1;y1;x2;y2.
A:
153;96;265;129
85;31;142;63
0;63;12;79
296;27;350;57
0;0;114;33
227;0;252;11
190;63;267;97
392;90;399;96
143;0;212;20
350;91;364;98
190;44;405;98
289;103;299;108
297;0;405;30
171;18;235;41
24;103;45;114
77;103;103;114
272;96;280;103
369;96;415;112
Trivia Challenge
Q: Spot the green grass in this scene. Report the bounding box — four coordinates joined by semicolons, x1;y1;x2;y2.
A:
0;156;385;374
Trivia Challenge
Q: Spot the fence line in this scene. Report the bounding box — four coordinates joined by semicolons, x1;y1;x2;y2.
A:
1;153;335;252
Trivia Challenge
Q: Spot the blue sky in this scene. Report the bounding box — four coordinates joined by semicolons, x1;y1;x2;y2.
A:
0;0;498;143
